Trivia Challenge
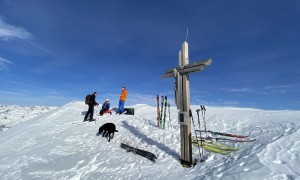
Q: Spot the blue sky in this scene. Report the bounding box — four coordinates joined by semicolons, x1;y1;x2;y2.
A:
0;0;300;110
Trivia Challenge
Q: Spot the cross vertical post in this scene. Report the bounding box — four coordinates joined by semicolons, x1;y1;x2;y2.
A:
162;41;212;167
179;42;192;165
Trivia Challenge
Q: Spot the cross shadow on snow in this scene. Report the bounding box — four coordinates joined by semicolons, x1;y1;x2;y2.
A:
121;121;180;160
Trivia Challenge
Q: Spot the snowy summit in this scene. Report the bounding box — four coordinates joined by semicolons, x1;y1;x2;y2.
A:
0;101;300;179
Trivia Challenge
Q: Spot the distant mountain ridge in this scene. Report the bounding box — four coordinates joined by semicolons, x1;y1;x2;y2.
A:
0;104;57;131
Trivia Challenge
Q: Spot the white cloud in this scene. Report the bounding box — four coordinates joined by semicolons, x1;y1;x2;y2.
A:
0;57;12;70
0;18;32;40
220;88;254;93
0;90;22;95
223;101;239;105
263;85;294;90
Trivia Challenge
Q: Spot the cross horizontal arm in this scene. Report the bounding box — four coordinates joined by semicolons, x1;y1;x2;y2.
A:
162;68;177;78
161;58;212;78
179;58;212;74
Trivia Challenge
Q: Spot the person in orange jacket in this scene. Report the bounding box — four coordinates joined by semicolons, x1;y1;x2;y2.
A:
117;86;128;114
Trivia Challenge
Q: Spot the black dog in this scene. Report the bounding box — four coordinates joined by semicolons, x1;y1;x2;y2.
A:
97;123;118;142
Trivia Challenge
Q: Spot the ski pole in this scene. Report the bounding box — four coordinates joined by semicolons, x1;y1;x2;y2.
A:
94;105;97;124
196;109;205;161
95;103;100;124
190;109;203;161
202;105;207;132
201;105;207;137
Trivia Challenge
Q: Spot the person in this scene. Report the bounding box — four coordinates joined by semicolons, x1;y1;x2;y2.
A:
84;92;99;121
117;87;128;114
100;99;111;116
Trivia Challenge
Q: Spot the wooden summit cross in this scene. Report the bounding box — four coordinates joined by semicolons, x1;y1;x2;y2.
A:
162;41;212;167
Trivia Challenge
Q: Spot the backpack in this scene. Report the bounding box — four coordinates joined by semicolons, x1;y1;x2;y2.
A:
124;108;135;115
85;94;91;104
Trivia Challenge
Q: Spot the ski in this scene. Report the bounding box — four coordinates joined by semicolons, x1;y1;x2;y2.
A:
213;137;256;142
97;114;111;120
120;143;157;162
196;130;249;138
156;94;160;127
72;119;96;125
192;139;239;151
162;96;167;129
195;136;256;142
160;95;164;128
192;141;232;155
72;122;85;125
167;101;171;129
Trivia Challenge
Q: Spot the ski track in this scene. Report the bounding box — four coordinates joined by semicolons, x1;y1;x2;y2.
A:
1;102;300;179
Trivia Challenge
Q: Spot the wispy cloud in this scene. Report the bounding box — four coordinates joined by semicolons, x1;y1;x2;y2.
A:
25;40;55;56
0;57;12;70
219;88;254;93
0;17;54;56
0;90;22;95
263;85;295;90
223;101;239;105
259;84;297;95
219;85;294;95
0;18;32;40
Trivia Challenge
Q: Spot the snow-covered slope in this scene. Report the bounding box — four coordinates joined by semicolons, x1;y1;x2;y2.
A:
0;101;299;179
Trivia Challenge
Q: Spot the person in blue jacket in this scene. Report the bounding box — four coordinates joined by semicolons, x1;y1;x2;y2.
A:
100;99;111;115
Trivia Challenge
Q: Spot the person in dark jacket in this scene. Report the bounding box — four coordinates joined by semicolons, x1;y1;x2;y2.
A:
84;92;99;121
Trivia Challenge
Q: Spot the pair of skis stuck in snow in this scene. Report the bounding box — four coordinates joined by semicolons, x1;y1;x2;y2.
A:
157;94;170;129
191;105;256;159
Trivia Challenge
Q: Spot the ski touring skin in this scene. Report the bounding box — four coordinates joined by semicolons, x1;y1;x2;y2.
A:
192;141;233;155
192;138;239;151
121;143;157;162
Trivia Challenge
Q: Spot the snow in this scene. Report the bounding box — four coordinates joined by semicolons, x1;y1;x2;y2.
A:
1;101;300;179
0;105;57;131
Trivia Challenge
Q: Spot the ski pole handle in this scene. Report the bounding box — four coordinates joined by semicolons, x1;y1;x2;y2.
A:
196;109;200;115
